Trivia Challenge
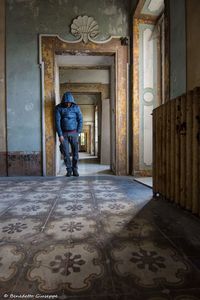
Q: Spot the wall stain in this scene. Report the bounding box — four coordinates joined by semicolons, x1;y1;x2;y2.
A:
7;151;42;176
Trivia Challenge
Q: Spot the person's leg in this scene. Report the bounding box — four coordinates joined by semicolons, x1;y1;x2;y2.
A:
62;135;72;176
70;135;79;176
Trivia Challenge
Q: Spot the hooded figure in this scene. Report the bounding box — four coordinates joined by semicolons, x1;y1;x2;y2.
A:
55;92;83;177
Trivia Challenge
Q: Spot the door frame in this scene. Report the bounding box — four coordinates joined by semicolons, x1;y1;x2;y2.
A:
39;34;128;176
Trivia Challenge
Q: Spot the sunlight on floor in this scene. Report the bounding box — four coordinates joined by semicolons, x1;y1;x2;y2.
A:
134;177;152;188
58;152;111;176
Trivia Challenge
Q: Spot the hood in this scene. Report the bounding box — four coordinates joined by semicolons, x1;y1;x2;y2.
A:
62;92;76;104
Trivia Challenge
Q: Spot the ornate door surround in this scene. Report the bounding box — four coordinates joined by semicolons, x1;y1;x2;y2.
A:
39;35;128;176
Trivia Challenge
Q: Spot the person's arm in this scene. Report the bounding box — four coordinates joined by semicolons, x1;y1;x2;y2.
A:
55;106;64;142
76;106;83;133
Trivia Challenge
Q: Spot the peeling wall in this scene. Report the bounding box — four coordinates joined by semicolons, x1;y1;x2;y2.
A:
186;0;200;90
101;98;111;165
169;0;186;99
6;0;131;152
6;0;132;175
0;0;7;175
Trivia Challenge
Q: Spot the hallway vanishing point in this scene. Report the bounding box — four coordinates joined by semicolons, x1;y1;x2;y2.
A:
1;176;200;300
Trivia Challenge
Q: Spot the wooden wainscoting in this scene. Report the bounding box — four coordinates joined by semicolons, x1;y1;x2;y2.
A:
153;87;200;215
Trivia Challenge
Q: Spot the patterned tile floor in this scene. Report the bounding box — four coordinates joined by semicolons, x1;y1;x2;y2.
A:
0;176;200;300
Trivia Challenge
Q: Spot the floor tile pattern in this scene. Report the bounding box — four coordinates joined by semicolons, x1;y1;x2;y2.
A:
0;177;200;300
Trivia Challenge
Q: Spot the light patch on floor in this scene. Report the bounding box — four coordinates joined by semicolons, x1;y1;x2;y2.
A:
134;176;153;187
58;153;111;176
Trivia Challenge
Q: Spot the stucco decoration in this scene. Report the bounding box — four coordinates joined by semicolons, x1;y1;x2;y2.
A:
71;16;100;43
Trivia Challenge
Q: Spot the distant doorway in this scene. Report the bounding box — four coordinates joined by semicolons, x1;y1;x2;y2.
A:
55;58;114;176
56;88;110;176
79;132;87;152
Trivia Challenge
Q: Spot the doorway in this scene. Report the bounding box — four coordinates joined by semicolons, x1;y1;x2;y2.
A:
55;57;112;176
40;35;128;176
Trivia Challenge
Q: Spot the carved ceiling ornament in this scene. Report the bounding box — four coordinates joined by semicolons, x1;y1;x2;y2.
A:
71;15;100;43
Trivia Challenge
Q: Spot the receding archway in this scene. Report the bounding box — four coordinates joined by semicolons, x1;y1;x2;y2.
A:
40;35;128;176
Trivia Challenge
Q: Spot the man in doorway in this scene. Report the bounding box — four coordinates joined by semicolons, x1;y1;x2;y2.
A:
55;91;83;177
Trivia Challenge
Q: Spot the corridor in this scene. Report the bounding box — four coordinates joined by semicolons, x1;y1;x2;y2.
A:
58;153;111;176
1;177;200;299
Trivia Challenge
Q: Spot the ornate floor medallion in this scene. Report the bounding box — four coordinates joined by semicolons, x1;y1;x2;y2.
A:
112;241;189;287
28;244;103;292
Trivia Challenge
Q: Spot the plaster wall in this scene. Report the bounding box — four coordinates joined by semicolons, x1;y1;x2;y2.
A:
169;0;186;99
57;55;114;67
101;98;111;165
6;0;131;153
186;0;200;90
55;57;61;175
138;23;157;172
60;69;110;84
0;0;6;175
79;105;95;123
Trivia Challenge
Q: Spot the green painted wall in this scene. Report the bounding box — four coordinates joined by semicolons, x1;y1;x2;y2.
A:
6;0;134;152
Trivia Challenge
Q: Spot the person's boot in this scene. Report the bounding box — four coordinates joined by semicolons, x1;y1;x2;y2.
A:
73;169;79;177
66;170;72;177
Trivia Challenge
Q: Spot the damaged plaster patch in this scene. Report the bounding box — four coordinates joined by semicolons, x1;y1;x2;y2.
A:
25;103;34;111
8;0;39;16
108;16;123;35
103;5;118;15
7;0;14;10
108;23;117;35
15;0;35;3
15;0;35;2
14;0;37;5
116;8;125;34
73;6;79;15
57;0;69;4
106;7;125;35
33;7;39;17
7;108;15;116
